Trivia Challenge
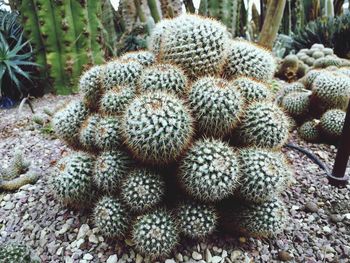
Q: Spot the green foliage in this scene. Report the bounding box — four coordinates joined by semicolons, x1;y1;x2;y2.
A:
132;209;179;257
0;11;37;100
180;138;239;202
93;196;130;238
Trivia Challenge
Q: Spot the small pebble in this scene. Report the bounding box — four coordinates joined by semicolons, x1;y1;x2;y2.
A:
278;251;293;261
304;202;319;213
192;251;202;260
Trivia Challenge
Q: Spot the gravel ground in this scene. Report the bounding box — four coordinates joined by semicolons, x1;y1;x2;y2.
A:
0;94;349;263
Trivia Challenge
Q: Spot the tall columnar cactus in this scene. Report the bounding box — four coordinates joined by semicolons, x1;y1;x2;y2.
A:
13;0;105;94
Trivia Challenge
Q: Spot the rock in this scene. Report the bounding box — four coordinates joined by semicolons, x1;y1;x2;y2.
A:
278;251;293;261
76;238;85;248
192;251;202;260
176;253;183;262
77;224;90;240
304;202;319;213
323;226;332;233
205;249;212;262
221;250;227;258
88;234;99;244
3;202;14;210
231;250;242;261
83;253;93;260
56;223;70;235
211;256;222;263
106;255;118;263
135;254;143;263
165;260;176;263
329;214;342;223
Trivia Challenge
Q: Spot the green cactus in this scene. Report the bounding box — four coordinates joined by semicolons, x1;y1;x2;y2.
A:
121;51;156;66
15;0;105;94
312;72;350;110
298;119;321;142
301;69;324;88
237;148;291;203
102;59;144;90
233;77;272;103
176;202;217;239
79;114;100;151
0;150;30;180
121;168;165;213
281;91;312;117
188;77;244;137
151;14;230;77
239;102;290;149
122;92;194;164
237;198;287;237
320;109;346;139
93;196;130;238
138;64;188;96
132;209;179;257
94;150;131;193
0;244;39;263
52;152;94;205
96;116;123;150
224;40;276;82
100;85;137;115
179;138;239;202
79;65;105;109
52;100;90;145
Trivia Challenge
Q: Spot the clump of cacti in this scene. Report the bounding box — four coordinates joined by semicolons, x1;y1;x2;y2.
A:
51;14;293;258
0;243;39;263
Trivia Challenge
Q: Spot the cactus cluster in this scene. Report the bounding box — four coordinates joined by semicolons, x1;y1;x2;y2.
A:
52;14;292;258
276;48;349;144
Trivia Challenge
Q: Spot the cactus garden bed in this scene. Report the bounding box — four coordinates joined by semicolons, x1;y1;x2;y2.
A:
0;94;349;263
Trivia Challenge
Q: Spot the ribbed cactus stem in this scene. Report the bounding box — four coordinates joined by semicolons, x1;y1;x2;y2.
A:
147;0;161;22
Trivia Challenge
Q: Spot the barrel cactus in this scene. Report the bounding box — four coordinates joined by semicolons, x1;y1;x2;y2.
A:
298;120;321;142
96;116;122;150
79;65;104;108
100;85;137;115
232;77;272;103
121;50;155;66
188;77;244;137
320;109;346;139
281;91;311;117
122;92;194;164
79;114;100;150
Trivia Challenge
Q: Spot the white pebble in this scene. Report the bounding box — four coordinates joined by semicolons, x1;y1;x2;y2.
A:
192;251;202;260
106;255;118;263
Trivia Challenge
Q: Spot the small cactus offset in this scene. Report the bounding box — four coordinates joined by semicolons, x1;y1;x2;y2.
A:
51;14;293;258
298;120;321;142
320;109;346;139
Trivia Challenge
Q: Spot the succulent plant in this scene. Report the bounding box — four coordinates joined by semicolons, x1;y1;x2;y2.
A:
281;91;311;117
94;150;131;193
120;50;155;66
0;149;30;180
239;102;290;149
96;116;122;150
179;138;239;202
176;202;217;239
132;209;179;257
79;65;104;108
148;19;173;54
312;72;350;110
102;59;143;90
188;77;243;137
52;152;94;205
93;196;130;238
237;198;287;237
237;148;291;203
301;69;324;89
153;14;230;77
52;100;89;144
232;77;272;103
138;64;188;96
79;114;100;150
0;243;38;263
121;168;165;213
320;109;346;139
100;85;137;115
224;40;276;82
122;92;193;164
298;119;321;142
313;56;344;68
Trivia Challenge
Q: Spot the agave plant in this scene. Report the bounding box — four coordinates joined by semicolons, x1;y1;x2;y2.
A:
0;11;37;101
